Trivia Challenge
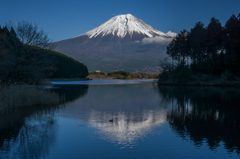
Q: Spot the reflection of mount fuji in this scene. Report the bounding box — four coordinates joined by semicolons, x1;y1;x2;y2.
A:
88;110;166;146
62;83;166;147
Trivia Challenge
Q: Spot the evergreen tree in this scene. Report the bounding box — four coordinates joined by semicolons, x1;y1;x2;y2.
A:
224;14;240;74
161;13;240;84
205;17;224;74
206;18;223;60
188;22;207;73
167;30;190;68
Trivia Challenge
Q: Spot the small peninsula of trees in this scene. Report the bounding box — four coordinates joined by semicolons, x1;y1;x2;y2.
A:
0;23;88;85
159;14;240;86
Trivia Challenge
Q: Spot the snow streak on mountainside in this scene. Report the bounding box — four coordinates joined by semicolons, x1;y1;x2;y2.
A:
80;14;170;39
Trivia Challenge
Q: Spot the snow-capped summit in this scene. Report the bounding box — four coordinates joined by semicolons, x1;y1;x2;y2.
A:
81;14;169;39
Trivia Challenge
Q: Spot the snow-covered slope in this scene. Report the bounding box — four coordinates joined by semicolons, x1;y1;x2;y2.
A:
80;14;169;39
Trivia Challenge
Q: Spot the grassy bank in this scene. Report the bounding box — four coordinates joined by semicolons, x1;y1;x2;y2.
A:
45;78;91;81
0;85;61;112
87;71;158;79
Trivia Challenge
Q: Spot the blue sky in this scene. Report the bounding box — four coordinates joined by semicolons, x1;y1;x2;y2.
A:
1;0;239;42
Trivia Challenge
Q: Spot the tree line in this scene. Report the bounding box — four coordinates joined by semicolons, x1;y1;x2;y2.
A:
160;14;240;83
88;71;158;79
0;22;88;85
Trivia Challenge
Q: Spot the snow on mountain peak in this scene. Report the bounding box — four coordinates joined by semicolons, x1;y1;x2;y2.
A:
82;14;168;39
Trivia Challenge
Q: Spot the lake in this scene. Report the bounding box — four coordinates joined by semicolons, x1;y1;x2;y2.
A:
0;79;240;159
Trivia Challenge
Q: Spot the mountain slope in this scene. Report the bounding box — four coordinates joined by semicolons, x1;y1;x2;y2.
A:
54;14;176;73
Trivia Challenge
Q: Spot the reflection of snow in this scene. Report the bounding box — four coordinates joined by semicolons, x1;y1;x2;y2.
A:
88;110;166;147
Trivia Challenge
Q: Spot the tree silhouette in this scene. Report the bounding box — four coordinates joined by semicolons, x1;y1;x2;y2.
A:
224;14;240;75
167;30;190;69
189;22;207;73
160;13;240;83
15;21;55;50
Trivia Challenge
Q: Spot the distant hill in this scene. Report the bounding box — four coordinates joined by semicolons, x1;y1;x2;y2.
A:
29;46;89;78
54;14;176;74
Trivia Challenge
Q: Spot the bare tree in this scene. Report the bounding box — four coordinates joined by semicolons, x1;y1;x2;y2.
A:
8;21;56;50
0;26;55;85
159;57;175;73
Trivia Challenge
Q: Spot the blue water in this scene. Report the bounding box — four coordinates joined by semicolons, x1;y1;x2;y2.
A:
0;80;240;159
50;79;157;85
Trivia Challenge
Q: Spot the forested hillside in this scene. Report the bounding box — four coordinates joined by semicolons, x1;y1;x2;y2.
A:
29;46;89;78
0;26;88;85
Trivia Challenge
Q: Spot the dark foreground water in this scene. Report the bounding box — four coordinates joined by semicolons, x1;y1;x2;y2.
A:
0;79;240;159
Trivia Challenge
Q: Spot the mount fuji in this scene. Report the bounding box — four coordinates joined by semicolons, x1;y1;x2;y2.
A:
54;14;176;73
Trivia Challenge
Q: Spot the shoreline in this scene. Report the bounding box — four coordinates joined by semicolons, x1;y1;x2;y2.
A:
45;77;157;81
44;78;91;81
158;80;240;87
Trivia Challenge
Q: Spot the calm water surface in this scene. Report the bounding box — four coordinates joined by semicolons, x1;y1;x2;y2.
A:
0;79;240;159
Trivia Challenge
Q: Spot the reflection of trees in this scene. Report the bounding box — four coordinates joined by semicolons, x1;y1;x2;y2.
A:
52;85;88;103
158;86;240;154
0;104;59;148
1;115;57;159
0;102;60;159
0;85;89;158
